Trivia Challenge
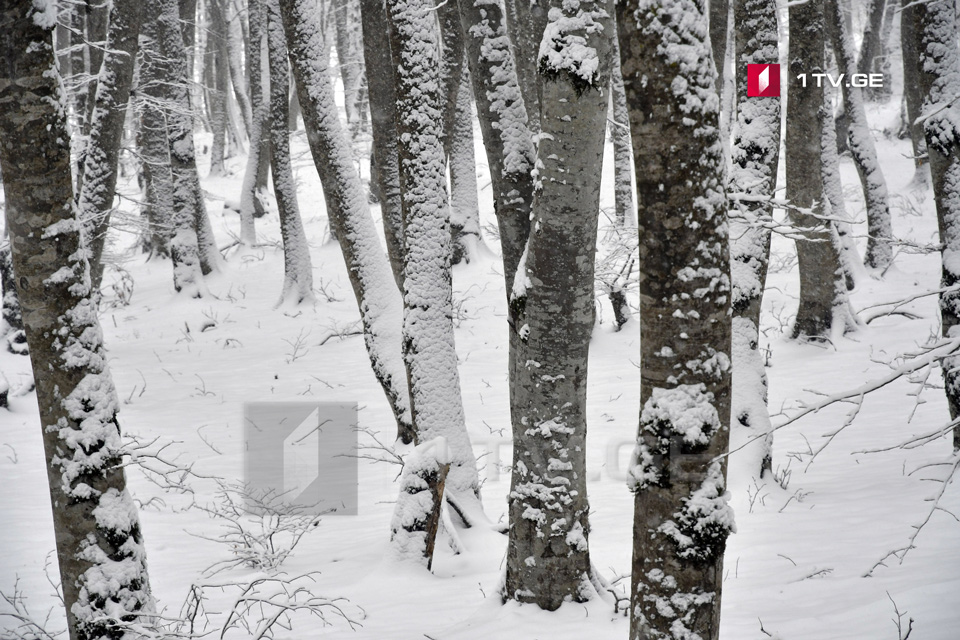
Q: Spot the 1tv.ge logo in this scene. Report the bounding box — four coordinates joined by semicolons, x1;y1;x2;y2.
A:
747;63;780;97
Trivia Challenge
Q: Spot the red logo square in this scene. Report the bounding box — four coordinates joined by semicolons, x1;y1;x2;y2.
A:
747;64;780;97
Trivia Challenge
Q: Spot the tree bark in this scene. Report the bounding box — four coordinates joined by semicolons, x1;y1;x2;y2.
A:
386;0;483;560
617;1;733;638
787;0;853;340
901;0;928;172
333;0;364;142
0;6;154;638
610;13;633;228
239;0;269;239
449;70;483;265
502;0;546;134
828;0;893;271
710;0;728;94
0;234;27;355
208;0;230;176
503;0;613;610
730;0;779;478
142;0;216;294
265;0;313;305
358;0;404;290
78;0;142;293
280;0;415;444
915;0;960;451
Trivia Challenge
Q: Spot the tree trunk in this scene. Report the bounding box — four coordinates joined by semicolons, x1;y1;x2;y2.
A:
78;0;142;293
915;0;960;451
358;0;405;290
710;0;729;94
333;0;364;142
265;0;313;305
730;0;779;478
208;0;230;176
787;0;853;340
822;74;866;290
856;0;886;84
502;0;546;134
386;0;483;562
0;235;27;355
457;0;537;453
239;0;269;239
0;6;154;639
617;2;734;638
449;70;483;265
142;0;213;295
226;0;253;136
828;0;893;271
610;14;633;228
901;0;928;172
280;0;415;444
503;0;613;610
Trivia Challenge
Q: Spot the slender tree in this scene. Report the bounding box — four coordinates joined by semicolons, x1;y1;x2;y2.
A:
78;0;142;291
901;0;928;175
0;5;154;638
449;71;484;265
503;0;613;609
828;0;893;271
387;0;483;562
915;0;960;451
265;0;313;305
279;0;415;445
358;0;404;289
239;0;269;241
617;1;734;638
729;0;779;478
208;0;231;176
0;235;26;354
786;0;854;340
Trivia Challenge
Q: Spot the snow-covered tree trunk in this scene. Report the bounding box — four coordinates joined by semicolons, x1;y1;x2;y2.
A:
610;14;633;228
265;0;313;305
78;0;142;293
456;0;536;289
359;0;404;289
856;0;886;88
822;72;866;290
449;71;483;265
0;235;27;355
136;95;175;259
915;0;960;451
0;6;154;638
333;0;364;142
901;0;928;174
142;0;216;294
387;0;483;562
873;0;896;102
786;0;854;340
457;0;537;448
502;0;546;134
503;0;613;609
828;0;893;271
280;0;415;443
729;0;779;478
617;1;734;638
225;0;253;136
208;0;230;176
239;0;268;241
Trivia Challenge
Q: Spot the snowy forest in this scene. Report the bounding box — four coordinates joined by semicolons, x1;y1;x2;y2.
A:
0;0;958;638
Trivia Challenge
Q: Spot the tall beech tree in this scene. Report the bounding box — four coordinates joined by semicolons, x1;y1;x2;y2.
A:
0;4;154;638
915;0;960;451
786;0;854;340
503;0;614;609
618;1;734;638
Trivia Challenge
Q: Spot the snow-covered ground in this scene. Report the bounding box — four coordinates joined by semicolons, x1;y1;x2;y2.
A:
2;100;959;639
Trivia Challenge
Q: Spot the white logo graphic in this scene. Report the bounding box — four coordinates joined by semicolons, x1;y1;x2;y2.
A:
758;66;770;94
283;408;320;499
